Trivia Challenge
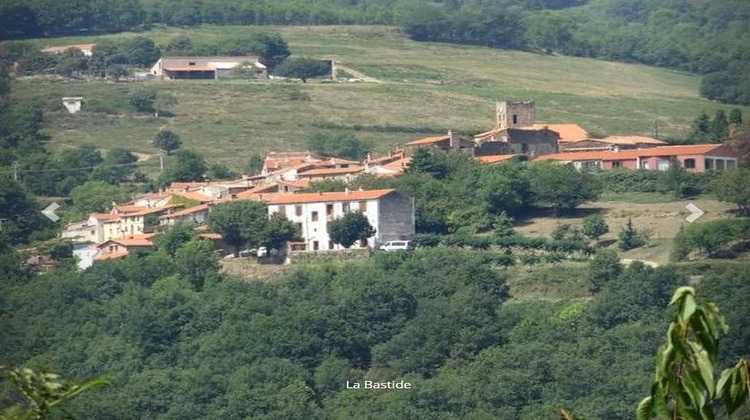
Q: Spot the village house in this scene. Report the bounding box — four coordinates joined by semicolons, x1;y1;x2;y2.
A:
297;166;366;182
472;126;559;157
150;56;268;80
404;130;475;153
256;189;415;252
96;234;155;257
42;43;95;56
159;203;212;227
534;144;739;173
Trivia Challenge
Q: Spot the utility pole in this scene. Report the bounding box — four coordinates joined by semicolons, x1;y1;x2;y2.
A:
12;162;19;181
159;153;165;171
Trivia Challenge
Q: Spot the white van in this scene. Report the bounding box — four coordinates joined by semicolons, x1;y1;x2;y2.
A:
379;241;412;251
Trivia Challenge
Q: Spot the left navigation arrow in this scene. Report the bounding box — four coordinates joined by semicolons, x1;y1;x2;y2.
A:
42;202;61;222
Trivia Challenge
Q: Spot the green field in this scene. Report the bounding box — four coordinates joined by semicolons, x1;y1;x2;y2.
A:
14;25;750;171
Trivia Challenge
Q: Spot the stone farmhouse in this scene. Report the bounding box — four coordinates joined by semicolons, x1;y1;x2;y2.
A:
150;56;268;80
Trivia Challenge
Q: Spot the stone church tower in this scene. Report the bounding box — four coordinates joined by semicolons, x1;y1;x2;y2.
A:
496;101;536;130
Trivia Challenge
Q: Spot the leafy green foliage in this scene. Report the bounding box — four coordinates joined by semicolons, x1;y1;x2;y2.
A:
0;174;49;245
671;219;750;260
528;162;601;215
68;180;131;219
587;249;621;293
127;89;157;113
151;130;182;155
714;169;750;216
274;58;330;82
328;211;376;248
582;214;609;241
637;287;750;420
158;149;206;186
617;218;649;251
207;201;297;253
307;133;371;161
244;153;263;175
0;367;107;420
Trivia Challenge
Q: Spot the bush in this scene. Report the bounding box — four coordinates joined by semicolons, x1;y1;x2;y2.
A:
617;218;649;251
582;214;609;241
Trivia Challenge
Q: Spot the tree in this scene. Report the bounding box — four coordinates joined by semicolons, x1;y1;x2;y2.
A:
689;111;711;143
727;121;750;166
714;168;750;216
153;221;197;256
710;109;730;143
101;147;138;182
245;153;263;175
123;36;160;67
69;181;131;214
636;287;750;420
588;249;621;293
128;89;157;113
158;149;206;186
408;147;450;179
582;214;609;241
264;211;298;250
174;238;220;290
328;211;376;248
307;133;371;161
164;35;194;55
207;201;270;254
152;129;182;155
274;58;330;83
658;159;693;198
0;174;47;245
729;108;743;125
206;163;238;180
527;161;601;215
617;217;648;250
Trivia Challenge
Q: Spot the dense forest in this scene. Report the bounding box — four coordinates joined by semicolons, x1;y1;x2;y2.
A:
2;236;749;419
0;0;748;105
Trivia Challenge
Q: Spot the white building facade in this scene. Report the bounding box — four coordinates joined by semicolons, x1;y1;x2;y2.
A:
264;189;415;251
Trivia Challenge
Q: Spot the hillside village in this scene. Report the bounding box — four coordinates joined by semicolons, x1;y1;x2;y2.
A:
62;100;740;269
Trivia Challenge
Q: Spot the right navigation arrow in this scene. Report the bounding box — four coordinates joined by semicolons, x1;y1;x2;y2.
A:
685;203;704;223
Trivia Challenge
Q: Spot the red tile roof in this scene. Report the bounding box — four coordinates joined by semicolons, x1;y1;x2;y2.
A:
168;181;209;190
598;136;666;145
160;203;211;219
261;189;396;205
102;234;155;248
91;213;120;221
405;135;450;146
277;179;311;188
526;124;589;142
298;166;365;176
163;66;215;72
94;251;129;261
475;154;517;164
172;191;215;203
534;144;731;162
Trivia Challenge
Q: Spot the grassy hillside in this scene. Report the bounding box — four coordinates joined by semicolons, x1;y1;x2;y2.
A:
14;25;750;171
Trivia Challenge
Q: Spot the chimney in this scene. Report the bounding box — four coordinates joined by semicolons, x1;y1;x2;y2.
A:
613;145;619;153
448;130;461;151
345;187;350;194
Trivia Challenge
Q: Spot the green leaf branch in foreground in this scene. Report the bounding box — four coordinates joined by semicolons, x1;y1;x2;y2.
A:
1;367;107;420
637;286;750;420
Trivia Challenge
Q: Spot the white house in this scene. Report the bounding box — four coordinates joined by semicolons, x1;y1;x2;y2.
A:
263;188;415;251
150;56;268;80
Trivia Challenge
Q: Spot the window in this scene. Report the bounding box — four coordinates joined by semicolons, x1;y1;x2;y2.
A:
705;158;714;170
583;161;601;171
359;239;367;248
521;143;529;153
512;114;518;124
716;159;725;171
295;223;302;234
313;241;319;251
612;161;622;168
295;205;302;216
277;205;286;215
727;160;736;170
359;201;367;212
683;158;696;169
342;202;350;213
657;159;670;171
326;204;334;216
329;241;334;250
311;211;319;221
188;61;196;66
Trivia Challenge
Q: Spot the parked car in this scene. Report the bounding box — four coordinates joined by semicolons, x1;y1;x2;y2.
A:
257;247;268;257
238;249;257;258
379;240;412;251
